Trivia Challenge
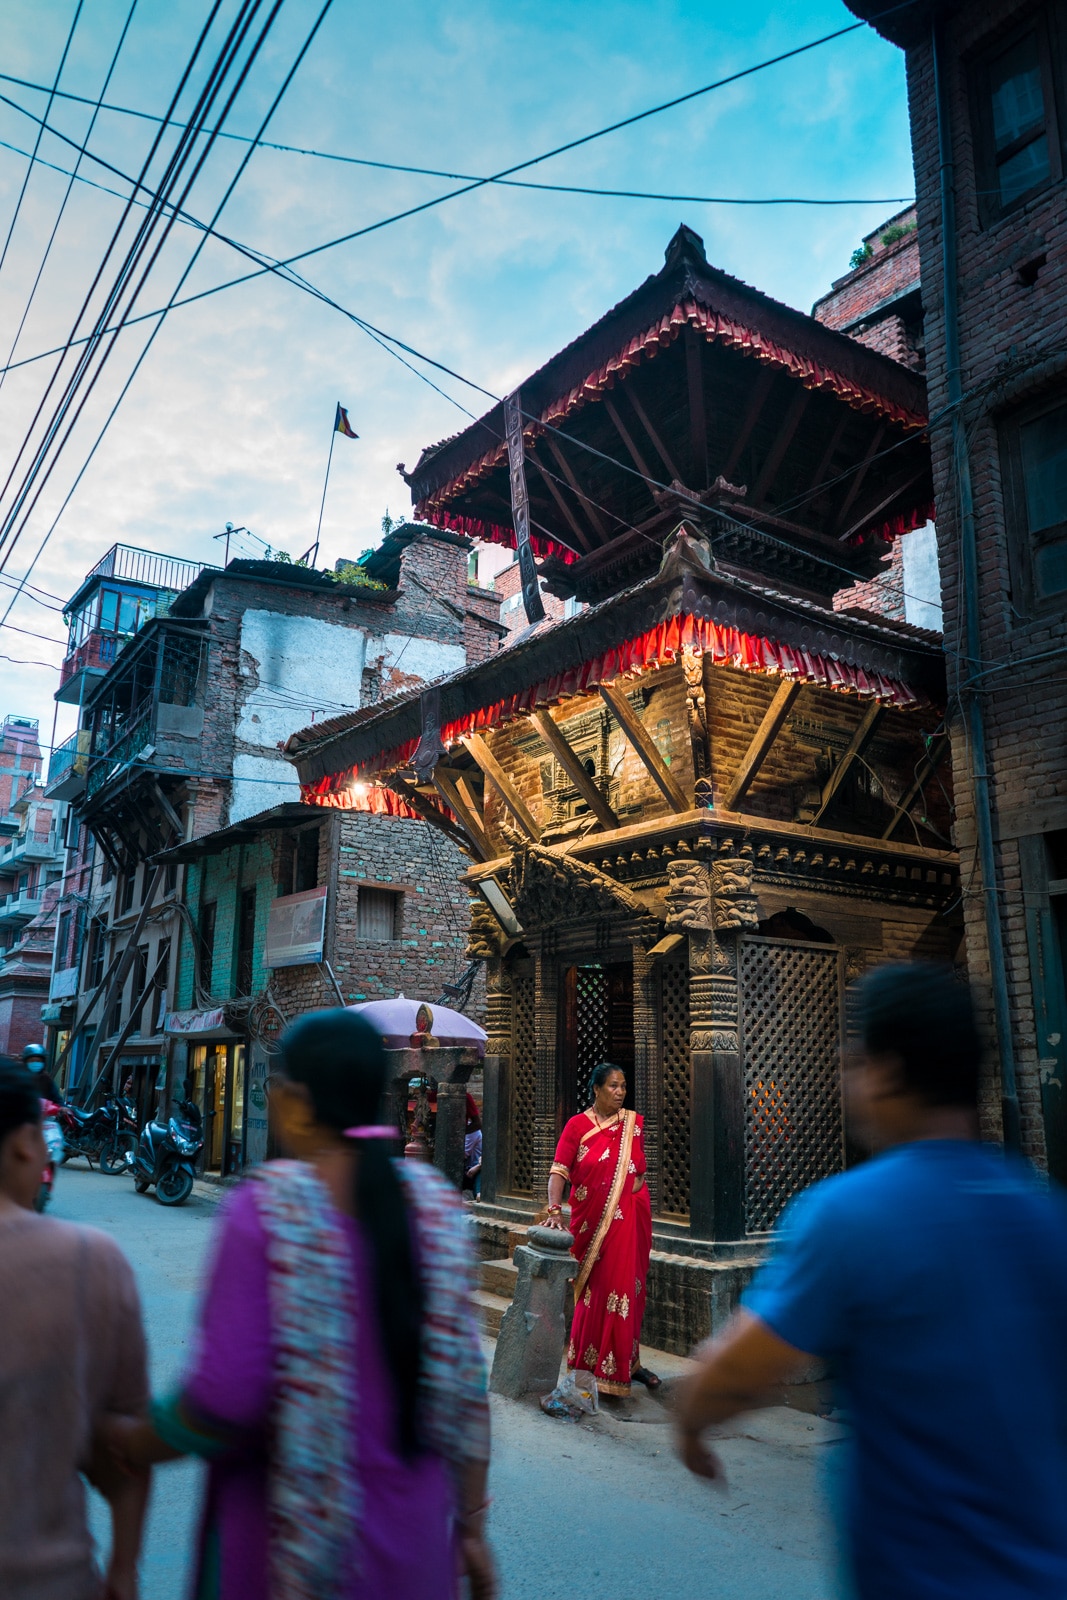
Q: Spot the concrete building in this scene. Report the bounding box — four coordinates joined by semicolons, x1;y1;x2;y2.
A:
847;1;1067;1176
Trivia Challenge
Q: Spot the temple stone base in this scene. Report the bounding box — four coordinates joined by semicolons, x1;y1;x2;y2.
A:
467;1204;763;1356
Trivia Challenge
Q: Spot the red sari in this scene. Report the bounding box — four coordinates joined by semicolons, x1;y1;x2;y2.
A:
551;1110;652;1396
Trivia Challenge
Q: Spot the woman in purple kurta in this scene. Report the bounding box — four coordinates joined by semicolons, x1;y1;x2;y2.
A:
103;1010;494;1600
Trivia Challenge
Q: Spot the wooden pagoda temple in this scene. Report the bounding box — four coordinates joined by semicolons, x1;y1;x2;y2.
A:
286;227;958;1349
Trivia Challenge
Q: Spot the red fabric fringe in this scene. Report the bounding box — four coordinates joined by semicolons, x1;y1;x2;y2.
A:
300;610;925;804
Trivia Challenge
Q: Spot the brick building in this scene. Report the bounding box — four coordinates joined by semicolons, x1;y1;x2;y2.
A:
0;884;60;1060
288;226;958;1351
49;525;502;1157
813;205;924;370
848;2;1067;1177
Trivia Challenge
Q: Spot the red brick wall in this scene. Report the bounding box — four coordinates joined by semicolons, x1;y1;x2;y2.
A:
898;2;1067;1160
833;541;907;624
813;208;924;370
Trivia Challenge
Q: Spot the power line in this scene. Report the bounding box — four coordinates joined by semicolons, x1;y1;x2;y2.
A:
0;67;911;208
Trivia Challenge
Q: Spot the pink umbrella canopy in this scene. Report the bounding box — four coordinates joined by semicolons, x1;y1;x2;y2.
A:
347;994;488;1056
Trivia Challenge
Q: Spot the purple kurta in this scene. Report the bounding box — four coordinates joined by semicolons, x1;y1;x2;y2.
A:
185;1183;455;1600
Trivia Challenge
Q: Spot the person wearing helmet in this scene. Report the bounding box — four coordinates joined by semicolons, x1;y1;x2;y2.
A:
21;1045;62;1108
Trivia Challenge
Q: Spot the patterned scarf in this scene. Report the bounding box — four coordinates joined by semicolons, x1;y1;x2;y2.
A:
250;1158;489;1600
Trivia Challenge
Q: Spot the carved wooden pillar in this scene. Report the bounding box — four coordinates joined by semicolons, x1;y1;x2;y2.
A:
631;939;661;1212
481;957;511;1203
532;938;560;1201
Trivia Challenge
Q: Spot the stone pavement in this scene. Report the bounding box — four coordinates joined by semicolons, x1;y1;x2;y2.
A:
52;1162;845;1599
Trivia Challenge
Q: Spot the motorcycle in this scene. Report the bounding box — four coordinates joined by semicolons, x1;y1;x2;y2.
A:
36;1099;65;1212
130;1100;203;1206
57;1095;138;1174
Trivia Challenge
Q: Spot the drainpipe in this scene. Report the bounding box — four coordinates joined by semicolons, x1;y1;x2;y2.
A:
932;20;1020;1148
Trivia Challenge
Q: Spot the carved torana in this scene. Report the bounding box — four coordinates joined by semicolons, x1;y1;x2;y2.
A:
665;858;712;931
711;854;760;932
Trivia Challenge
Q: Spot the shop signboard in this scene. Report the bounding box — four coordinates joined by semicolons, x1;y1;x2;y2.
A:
265;885;328;968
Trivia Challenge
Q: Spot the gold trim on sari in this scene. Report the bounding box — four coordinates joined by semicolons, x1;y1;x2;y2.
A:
573;1110;637;1304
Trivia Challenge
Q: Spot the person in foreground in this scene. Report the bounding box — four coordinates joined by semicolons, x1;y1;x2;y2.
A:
674;962;1067;1599
103;1009;495;1600
0;1058;149;1600
543;1063;659;1395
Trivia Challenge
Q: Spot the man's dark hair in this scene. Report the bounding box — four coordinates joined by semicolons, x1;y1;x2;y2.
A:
0;1057;43;1148
855;963;981;1108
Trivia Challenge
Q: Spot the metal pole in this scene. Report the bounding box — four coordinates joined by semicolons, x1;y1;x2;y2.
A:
932;20;1019;1147
313;421;337;569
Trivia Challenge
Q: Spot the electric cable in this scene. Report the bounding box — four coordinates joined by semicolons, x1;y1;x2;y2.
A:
0;0;335;627
0;0;140;405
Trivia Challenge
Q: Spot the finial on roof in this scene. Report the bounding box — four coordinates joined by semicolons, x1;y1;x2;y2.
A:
664;224;708;270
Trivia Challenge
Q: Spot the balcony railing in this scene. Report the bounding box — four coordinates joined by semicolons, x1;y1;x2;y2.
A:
85;543;206;594
0;890;44;924
46;729;91;789
85;707;154;800
59;631;120;692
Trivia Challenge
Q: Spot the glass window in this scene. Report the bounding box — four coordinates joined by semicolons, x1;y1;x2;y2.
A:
990;33;1051;204
98;588;120;632
1020;400;1067;598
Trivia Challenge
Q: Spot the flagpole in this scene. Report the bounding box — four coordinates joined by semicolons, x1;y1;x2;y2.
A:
311;413;338;567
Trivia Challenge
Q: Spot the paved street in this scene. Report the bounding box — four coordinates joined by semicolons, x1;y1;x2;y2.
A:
55;1162;843;1600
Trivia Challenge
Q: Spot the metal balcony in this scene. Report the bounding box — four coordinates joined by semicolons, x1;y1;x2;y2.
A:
84;543;206;593
45;729;91;799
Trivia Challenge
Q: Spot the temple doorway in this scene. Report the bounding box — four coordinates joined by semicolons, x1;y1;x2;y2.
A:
560;961;635;1123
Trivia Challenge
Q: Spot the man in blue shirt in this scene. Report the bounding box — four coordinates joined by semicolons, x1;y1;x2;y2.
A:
675;962;1067;1598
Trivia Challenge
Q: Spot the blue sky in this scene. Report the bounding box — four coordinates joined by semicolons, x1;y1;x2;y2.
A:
0;0;912;744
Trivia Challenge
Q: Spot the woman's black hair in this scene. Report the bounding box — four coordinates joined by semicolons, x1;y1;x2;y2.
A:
855;963;981;1109
277;1009;423;1457
587;1060;625;1104
0;1058;43;1149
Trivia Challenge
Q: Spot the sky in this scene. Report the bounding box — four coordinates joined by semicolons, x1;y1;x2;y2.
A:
0;0;914;752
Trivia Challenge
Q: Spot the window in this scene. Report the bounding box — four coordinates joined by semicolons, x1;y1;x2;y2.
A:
1002;393;1067;607
199;900;217;992
121;869;136;914
294;828;320;893
236;887;257;995
357;887;401;942
130;944;149;1033
973;15;1064;223
86;917;107;991
56;910;72;967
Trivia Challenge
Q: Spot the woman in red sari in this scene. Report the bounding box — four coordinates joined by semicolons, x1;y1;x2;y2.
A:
543;1064;659;1396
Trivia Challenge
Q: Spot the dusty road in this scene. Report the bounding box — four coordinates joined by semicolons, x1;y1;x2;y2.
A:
54;1161;843;1599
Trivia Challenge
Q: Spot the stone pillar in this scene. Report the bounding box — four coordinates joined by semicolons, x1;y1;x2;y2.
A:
531;939;559;1202
489;1225;576;1399
632;940;661;1212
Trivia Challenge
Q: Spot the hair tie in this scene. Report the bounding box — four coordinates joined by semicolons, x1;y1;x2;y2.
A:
343;1124;397;1140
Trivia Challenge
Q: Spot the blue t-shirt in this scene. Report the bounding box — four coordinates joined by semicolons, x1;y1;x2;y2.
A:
745;1140;1067;1599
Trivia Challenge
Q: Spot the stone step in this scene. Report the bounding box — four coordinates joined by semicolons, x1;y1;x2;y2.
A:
480;1257;518;1299
472;1288;512;1337
506;1226;529;1257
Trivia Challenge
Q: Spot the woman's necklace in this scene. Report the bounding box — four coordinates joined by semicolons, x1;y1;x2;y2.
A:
593;1109;620;1131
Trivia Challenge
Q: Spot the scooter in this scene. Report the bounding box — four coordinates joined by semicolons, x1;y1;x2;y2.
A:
36;1099;65;1212
129;1100;203;1206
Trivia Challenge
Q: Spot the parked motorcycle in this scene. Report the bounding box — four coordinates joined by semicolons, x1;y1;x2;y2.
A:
36;1099;65;1212
130;1101;202;1206
57;1094;138;1174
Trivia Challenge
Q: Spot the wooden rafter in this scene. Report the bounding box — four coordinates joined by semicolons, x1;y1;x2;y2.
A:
810;702;886;826
684;327;709;490
602;394;656;487
528;449;595;552
387;776;472;852
542;434;610;541
432;768;491;860
749;387;809;507
721;366;776;481
803;408;850;500
461;732;541;840
834;423;887;536
837;465;930;546
623;380;683;484
528;710;620;830
598;682;689;813
723;679;801;811
881;735;950;841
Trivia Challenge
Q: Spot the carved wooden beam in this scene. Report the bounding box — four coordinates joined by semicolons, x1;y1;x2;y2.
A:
721;366;775;480
598;682;689;814
461;732;541;840
684;327;708;490
528;710;619;830
880;735;950;841
542;434;610;542
810;701;886;826
602;394;656;486
432;768;492;860
749;387;809;507
528;449;595;553
837;465;930;547
834;423;887;536
624;382;683;483
723;679;801;811
387;776;472;852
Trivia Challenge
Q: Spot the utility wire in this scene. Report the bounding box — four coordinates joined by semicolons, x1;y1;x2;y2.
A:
0;0;335;626
0;1;84;286
0;0;139;405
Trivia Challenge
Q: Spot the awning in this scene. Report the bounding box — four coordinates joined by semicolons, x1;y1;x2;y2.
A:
164;1007;230;1036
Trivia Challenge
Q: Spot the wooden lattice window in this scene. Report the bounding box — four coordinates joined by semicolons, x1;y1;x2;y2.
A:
739;938;843;1235
509;971;536;1194
658;959;691;1219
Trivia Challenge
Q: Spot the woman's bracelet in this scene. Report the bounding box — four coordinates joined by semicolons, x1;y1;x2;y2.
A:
545;1204;563;1215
